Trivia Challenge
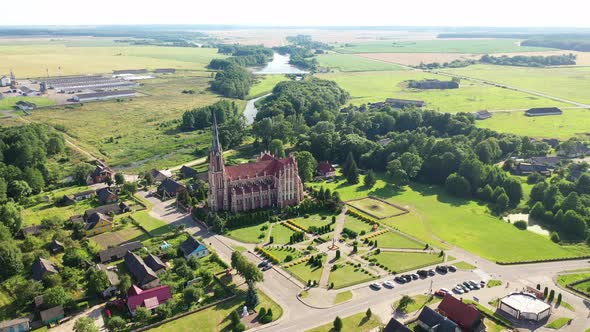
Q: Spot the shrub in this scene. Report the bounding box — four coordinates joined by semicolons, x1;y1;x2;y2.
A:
513;220;527;230
258;307;266;317
550;232;560;243
234;322;246;331
304;214;310;218
285;255;293;262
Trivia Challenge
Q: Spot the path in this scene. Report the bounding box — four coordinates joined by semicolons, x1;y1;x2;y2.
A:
49;303;105;332
319;208;347;288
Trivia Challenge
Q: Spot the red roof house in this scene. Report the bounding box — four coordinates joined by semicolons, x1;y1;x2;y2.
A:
126;284;171;314
437;294;485;332
317;161;336;178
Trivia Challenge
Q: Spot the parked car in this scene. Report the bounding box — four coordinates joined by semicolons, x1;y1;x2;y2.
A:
468;280;480;289
402;275;412;282
258;261;269;268
394;276;406;284
453;286;464;294
436;265;448;273
383;281;395;288
410;273;419;280
262;264;272;271
435;288;449;297
427;269;436;276
459;284;470;293
417;270;428;278
447;265;457;272
480;280;486;288
370;282;382;290
463;281;476;290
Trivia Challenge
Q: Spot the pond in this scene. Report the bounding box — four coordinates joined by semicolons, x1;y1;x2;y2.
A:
253;52;309;75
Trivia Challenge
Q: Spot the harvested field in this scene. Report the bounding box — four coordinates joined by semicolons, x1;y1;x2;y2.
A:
358;53;479;66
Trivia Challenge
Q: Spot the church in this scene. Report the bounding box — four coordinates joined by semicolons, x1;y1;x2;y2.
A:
207;116;304;212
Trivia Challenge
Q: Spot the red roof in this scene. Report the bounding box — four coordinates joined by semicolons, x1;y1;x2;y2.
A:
225;155;296;180
437;294;482;330
317;161;335;173
127;285;171;312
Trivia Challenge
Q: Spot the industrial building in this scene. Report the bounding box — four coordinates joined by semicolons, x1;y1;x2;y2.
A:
72;90;137;102
44;75;136;92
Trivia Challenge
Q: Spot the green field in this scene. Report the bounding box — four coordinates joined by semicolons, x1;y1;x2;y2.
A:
22;186;98;225
347;197;406;219
317;70;567;112
293;214;334;230
311;174;590;262
454;261;477;271
317;53;404;72
265;246;303;263
226;222;269;244
270;223;296;245
328;263;377;289
371;231;423;249
477;109;590;140
247;75;288;98
306;311;382;332
0;38;224;77
370;251;443;273
443;64;590;104
392;294;441;313
343;215;374;234
334;39;553;54
131;210;170;236
546;317;572;329
0;96;56;110
285;258;325;284
556;272;590;287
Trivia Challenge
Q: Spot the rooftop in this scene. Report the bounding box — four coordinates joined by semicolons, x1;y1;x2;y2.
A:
501;292;551;314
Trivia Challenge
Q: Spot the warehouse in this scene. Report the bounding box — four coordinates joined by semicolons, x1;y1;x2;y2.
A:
73;90;137;102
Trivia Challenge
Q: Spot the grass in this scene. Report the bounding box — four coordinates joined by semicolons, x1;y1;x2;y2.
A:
0;289;13;308
334;39;553;54
264;246;303;263
487;279;503;288
226;222;269;244
560;301;575;312
22;186;98;226
333;290;353;304
247;75;288;98
293;214;334;231
130;210;170;236
572;280;590;296
0;96;56;110
328;263;377;289
306;311;382;332
347;197;406;219
392;294;441;313
311;174;590;262
92;223;148;249
556;273;590;288
317;53;404;72
270;223;296;245
343;215;374;234
285;257;325;285
317;70;568;113
370;251;443;273
546;317;572;329
370;231;423;249
454;261;477;271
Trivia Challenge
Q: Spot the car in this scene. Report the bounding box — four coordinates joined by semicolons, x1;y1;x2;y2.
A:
447;265;457;272
452;286;464;294
468;280;480;289
257;261;269;268
402;275;412;282
262;264;272;271
410;273;419;280
460;285;470;293
394;276;406;284
383;281;395;288
427;269;436;276
463;281;475;290
480;280;486;287
436;265;448;273
417;270;428;278
370;282;382;290
434;288;449;297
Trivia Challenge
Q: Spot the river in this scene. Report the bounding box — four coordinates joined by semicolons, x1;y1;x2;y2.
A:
253;52;309;75
243;93;270;125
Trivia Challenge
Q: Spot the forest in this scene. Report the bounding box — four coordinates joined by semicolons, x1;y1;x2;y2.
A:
480;53;577;67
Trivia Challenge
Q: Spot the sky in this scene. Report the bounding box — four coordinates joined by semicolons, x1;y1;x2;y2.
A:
3;0;590;28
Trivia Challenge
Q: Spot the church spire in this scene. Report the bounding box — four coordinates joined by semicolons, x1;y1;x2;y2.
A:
212;111;221;154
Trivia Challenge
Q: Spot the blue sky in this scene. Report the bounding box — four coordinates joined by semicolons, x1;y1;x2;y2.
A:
3;0;590;27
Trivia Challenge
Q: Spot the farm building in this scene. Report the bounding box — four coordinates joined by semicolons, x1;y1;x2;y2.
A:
72;189;95;201
385;98;425;108
157;178;187;199
474;110;492;120
15;101;36;111
154;68;176;74
73;90;137;102
527;156;561;168
126;285;171;314
0;317;30;332
498;292;551;321
113;69;148;75
179;236;209;259
409;79;459;89
98;241;143;263
18;86;40;96
0;75;11;87
96;187;118;204
437;294;485;332
32;257;58;281
179;165;199;179
48;239;65;254
150;169;172;183
525;107;562;116
124;251;160;289
511;162;551;176
45;75;136;91
39;306;64;325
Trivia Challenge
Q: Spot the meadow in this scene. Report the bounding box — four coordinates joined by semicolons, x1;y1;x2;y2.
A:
247;75;288;98
317;70;567;112
334;39;553;54
477;109;590;140
442;64;590;104
311;174;590;262
0;96;56;110
316;53;404;72
225;222;269;244
0;38;224;77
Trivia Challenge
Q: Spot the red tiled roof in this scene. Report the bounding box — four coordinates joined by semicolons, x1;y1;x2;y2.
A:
127;285;171;312
437;294;481;330
225;156;296;180
318;161;335;173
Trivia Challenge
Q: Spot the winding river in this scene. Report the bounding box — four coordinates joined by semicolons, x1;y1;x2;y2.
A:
253;52;309;75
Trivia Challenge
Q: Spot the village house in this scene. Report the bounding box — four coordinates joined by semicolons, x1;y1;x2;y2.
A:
98;241;143;263
179;165;199;179
511;162;551;176
15;101;36;111
84;203;123;218
383;317;412;332
144;254;167;273
437;294;485;332
474;110;492;120
126;285;171;314
525;107;562;117
21;225;44;238
96;187;118;204
0;317;30;332
557;141;590;158
95;264;120;297
316;161;336;179
90;164;113;184
39;306;64;326
150;169;172;183
0;75;11;87
124;251;160;289
83;212;113;236
417;306;459;331
157;178;187;199
179;236;209;259
32;257;58;281
72;190;95;201
48;240;65;254
527;156;562;168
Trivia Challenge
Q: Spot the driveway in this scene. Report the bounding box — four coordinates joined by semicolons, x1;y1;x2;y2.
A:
50;303;105;332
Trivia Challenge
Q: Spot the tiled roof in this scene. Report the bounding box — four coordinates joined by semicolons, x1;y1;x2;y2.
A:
124;251;158;286
158;178;186;194
225;155;296;180
437;294;482;330
127;285;171;312
84;212;111;230
98;241;142;263
317;161;335;173
180;236;205;256
32;257;58;281
144;254;166;272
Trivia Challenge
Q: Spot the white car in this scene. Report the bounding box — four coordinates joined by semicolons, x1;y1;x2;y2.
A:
383;281;394;288
453;286;464;294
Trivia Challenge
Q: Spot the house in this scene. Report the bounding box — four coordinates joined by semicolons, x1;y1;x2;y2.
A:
126;285;171;314
409;79;459;89
557;141;590;158
73;190;95;201
377;138;393;146
98;241;142;263
157;178;187;199
96;187;118;204
474;110;492;120
48;240;65;254
90;164;113;184
58;195;76;206
150;169;172;183
525;107;562;117
512;163;551;176
542;139;560;148
39;306;64;325
0;75;11;87
83;212;113;236
568;168;586;182
72;90;137;102
113;69;148;75
437;294;485;332
527;156;562;168
0;317;30;332
179;165;199;179
84;203;123;219
124;251;160;289
154;68;176;74
96;264;120;297
417;306;459;332
21;225;44;237
144;254;166;273
317;161;336;178
15;101;36;111
119;201;131;213
385;98;425;108
32;257;58;281
383;317;411;332
179;236;209;259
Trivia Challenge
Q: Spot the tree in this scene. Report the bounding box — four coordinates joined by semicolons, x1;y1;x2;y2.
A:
548;289;555;302
550;232;560;243
342;152;355;177
295;151;317;182
364;170;376;188
502;177;523;206
496;193;510;211
106;316;126;331
245;281;260;309
366;308;372;318
333;316;343;331
391;169;409;187
118;274;132;294
183;285;203;305
74;317;99;332
0;241;23;279
122;183;138;195
43;286;71;307
114;173;126;185
268;139;285;158
445;173;471;198
543;287;548;299
8;180;31;201
397;295;415;313
134;307;152;323
87;269;110;297
399;152;423;178
231;251;263;283
346;158;359;184
73;163;95;185
144;172;155;186
557;293;562;305
0;202;23;234
335;249;341;260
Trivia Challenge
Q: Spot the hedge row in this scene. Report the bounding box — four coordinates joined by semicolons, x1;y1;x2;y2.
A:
254;247;280;264
346;209;378;225
285;219;308;233
281;221;302;233
359;229;388;241
283;256;311;268
496;255;590;265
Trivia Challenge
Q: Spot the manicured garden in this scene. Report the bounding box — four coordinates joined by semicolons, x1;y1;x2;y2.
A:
306;311;382;332
225;222;269;244
285;257;325;285
369;231;423;249
367;251;444;273
264;246;304;263
293;214;334;231
343;215;375;235
328;262;377;289
347;197;406;219
270;223;296;245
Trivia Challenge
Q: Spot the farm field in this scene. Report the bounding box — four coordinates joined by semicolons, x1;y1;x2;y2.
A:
334;39;553;54
306;311;382;332
311;174;590;262
270;223;296;245
328;263;377;289
369;251;443;273
0;38;224;77
476;109;590;140
369;231;423;249
317;70;568;112
225;222;269;244
247;74;287;98
358;52;479;66
0;96;56;110
285;258;325;284
347;197;406;219
317;53;404;72
442;64;590;104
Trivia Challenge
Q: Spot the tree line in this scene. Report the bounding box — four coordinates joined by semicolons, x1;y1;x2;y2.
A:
480;53;577;67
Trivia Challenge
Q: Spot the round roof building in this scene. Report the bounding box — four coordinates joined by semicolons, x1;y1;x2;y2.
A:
498;292;551;321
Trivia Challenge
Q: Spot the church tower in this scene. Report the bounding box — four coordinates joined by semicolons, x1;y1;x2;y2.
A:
208;113;226;211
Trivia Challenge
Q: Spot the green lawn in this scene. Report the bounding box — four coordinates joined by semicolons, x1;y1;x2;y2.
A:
477;109;590;140
347;197;406;219
317;53;404;72
556;273;590;288
225;222;269;244
572;280;590;296
131;210;171;236
294;214;334;231
247;75;288;98
265;246;303;263
370;251;443;273
333;290;353;304
0;96;56;110
546;317;572;329
306;311;382;332
285;258;325;285
317;70;567;113
371;231;423;249
454;261;477;271
328;263;377;289
270;223;296;245
392;294;441;313
311;174;590;262
22;186;98;225
487;279;503;288
334;39;552;54
343;215;374;235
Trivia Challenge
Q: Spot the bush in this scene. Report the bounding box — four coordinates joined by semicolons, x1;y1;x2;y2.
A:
513;220;527;230
234;322;246;332
550;232;560;243
258;307;266;317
